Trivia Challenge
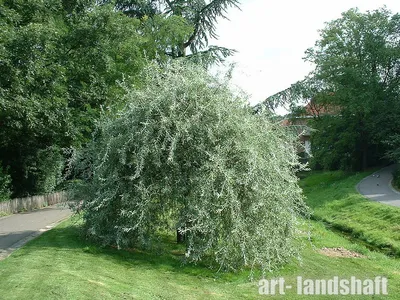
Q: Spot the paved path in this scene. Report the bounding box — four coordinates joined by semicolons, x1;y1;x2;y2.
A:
0;205;71;260
357;164;400;207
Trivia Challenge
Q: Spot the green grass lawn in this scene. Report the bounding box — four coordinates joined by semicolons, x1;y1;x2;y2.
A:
300;170;400;256
1;217;400;299
1;171;400;299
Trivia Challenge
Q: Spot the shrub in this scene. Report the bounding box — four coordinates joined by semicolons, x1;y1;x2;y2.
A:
69;60;309;274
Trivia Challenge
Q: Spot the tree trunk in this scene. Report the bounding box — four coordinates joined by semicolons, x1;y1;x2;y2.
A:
177;229;186;243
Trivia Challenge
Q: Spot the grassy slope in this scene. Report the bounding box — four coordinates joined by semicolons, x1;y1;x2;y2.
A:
1;172;400;299
300;170;400;255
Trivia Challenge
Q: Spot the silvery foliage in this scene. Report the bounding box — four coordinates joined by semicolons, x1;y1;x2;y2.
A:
69;60;309;273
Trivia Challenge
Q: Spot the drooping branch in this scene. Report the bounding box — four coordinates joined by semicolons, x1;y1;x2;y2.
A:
183;0;240;52
164;0;175;13
186;45;236;66
259;75;330;112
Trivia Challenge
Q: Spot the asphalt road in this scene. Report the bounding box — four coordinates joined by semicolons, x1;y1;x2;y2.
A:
0;205;71;260
357;164;400;207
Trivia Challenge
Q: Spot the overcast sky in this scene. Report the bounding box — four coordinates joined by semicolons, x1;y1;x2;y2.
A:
210;0;400;108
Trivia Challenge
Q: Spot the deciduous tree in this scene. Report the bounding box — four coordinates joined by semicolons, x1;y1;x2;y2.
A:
263;7;400;170
0;0;191;195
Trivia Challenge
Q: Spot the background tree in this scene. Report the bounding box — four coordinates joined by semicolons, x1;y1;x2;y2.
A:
263;7;400;171
69;60;308;274
1;0;73;194
0;0;191;196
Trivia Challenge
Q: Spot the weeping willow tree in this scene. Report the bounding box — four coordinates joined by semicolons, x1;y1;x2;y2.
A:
69;60;309;274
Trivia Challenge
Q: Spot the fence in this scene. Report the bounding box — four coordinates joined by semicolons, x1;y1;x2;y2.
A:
0;192;67;215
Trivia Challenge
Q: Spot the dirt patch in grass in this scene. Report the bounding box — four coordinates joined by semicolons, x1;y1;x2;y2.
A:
319;247;366;258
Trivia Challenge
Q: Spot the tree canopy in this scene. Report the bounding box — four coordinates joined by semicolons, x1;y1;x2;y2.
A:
0;1;145;195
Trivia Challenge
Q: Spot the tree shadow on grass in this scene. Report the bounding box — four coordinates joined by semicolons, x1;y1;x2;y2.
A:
17;220;237;281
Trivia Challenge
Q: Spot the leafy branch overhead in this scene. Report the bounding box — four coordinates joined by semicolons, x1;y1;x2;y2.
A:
179;0;240;52
112;0;240;62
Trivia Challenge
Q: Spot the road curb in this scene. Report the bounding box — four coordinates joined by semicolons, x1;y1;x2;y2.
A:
389;179;400;195
0;213;71;261
356;164;400;207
